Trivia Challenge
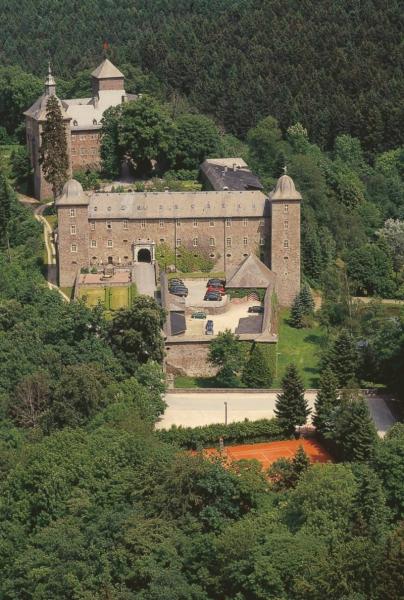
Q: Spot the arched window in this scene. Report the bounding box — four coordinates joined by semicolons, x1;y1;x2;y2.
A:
73;120;78;126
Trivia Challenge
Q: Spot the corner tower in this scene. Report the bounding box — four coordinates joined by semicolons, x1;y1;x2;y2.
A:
91;58;125;95
269;169;301;306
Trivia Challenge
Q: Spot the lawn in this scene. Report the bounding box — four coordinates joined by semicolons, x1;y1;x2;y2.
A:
168;271;225;280
78;284;137;310
272;309;327;388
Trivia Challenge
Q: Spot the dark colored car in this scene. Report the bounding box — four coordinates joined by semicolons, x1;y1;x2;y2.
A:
248;305;264;314
169;278;184;285
204;291;222;301
207;278;225;287
170;286;188;297
205;320;214;335
191;311;207;319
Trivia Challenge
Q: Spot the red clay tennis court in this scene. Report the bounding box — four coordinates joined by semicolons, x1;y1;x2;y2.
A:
203;439;332;470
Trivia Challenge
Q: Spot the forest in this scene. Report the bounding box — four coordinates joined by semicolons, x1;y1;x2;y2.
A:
0;0;403;153
0;181;403;598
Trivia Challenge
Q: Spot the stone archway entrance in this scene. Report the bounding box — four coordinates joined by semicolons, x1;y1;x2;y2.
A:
138;248;151;263
133;239;156;264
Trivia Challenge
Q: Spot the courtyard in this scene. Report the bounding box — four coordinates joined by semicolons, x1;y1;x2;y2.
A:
169;278;263;337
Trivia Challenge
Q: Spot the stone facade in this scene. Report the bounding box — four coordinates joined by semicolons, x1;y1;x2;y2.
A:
56;173;302;307
24;59;134;200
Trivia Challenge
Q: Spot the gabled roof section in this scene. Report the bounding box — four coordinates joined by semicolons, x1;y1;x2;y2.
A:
201;158;263;192
91;59;124;79
24;94;69;122
226;254;277;288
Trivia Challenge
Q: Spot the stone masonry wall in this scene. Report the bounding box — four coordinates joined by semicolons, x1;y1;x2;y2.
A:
165;342;218;377
58;205;90;286
270;199;300;306
71;130;101;172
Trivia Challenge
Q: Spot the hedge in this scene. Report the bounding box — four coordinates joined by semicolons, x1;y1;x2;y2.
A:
157;418;285;450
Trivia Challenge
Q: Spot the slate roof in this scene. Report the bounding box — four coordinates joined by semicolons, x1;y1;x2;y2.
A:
86;189;269;219
226;254;276;288
201;158;263;191
91;59;124;79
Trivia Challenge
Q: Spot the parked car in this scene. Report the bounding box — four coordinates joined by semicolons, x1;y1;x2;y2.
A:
207;285;226;295
170;286;188;297
207;278;225;287
248;305;264;314
205;320;214;335
169;278;184;285
204;291;222;301
191;311;207;319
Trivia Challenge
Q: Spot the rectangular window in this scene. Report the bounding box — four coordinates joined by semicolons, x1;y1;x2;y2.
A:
209;237;215;247
90;221;95;231
70;224;76;235
176;238;181;246
284;205;289;213
259;219;264;227
90;240;97;248
226;218;231;227
107;240;113;248
243;236;248;246
193;238;198;247
123;220;128;230
209;220;215;227
141;219;146;229
70;244;77;253
107;221;112;230
69;208;76;218
243;218;248;227
159;219;164;228
71;148;76;156
283;240;289;248
176;219;181;227
260;237;265;246
226;237;232;248
284;220;289;229
193;219;198;228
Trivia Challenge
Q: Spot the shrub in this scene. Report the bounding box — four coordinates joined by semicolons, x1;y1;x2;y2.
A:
158;418;285;450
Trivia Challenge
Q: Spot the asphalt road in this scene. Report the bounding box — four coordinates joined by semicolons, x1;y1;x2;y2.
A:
157;390;396;437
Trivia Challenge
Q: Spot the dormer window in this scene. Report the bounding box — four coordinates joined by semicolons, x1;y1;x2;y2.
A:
73;120;78;126
93;119;97;125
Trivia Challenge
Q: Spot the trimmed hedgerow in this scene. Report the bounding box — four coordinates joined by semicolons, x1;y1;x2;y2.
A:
157;418;285;450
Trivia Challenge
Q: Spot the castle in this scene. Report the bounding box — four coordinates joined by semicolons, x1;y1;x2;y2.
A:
24;59;135;200
25;59;302;307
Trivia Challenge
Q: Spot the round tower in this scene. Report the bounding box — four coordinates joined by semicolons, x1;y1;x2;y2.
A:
269;168;302;306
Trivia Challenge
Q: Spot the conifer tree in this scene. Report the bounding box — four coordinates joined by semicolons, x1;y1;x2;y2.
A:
241;343;273;388
292;444;311;479
0;172;12;248
300;284;315;315
333;391;378;462
328;329;358;386
275;364;310;435
39;95;69;199
313;367;339;437
290;292;305;328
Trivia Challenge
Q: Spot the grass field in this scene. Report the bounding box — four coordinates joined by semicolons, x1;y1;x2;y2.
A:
168;271;225;280
78;284;137;310
174;309;326;389
272;309;326;388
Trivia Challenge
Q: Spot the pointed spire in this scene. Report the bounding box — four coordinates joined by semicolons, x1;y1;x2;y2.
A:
45;62;56;96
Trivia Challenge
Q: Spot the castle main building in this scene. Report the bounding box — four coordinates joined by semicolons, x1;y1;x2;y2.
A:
56;172;302;306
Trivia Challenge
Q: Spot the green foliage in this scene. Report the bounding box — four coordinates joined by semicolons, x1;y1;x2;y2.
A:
247;115;283;176
108;295;166;374
373;429;404;518
313;367;339;437
174;113;221;170
0;171;13;247
10;146;32;189
73;169;101;191
242;343;273;388
39;95;69;198
289;292;305;328
100;105;122;178
332;390;379;462
275;364;310;435
158;418;284;450
176;244;215;273
117;96;176;175
347;242;396;297
268;444;311;491
209;329;245;387
326;329;359;387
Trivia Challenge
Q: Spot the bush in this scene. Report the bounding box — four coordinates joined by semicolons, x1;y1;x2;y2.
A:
73;170;101;191
158;418;285;450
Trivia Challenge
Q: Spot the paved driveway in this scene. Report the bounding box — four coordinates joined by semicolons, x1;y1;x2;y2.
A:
157;390;396;437
133;263;156;297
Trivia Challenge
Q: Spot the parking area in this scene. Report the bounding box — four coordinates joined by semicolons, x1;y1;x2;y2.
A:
168;278;262;336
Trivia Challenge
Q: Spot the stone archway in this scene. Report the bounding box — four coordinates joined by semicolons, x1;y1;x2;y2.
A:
133;239;156;264
138;248;151;263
